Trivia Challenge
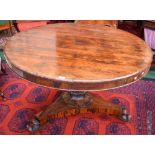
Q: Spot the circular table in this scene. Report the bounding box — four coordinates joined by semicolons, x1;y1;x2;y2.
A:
4;23;153;132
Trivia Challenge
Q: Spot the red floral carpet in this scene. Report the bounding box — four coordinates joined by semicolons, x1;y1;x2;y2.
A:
0;61;155;135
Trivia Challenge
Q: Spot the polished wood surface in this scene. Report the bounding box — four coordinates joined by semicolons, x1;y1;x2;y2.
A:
4;23;153;91
75;20;118;28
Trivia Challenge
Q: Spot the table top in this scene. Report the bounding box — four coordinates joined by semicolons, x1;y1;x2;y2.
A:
75;20;118;27
4;23;153;91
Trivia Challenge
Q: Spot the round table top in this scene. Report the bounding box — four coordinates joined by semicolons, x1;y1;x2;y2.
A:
4;23;153;91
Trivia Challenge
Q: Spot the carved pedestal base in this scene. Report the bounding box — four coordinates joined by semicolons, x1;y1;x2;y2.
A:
27;91;131;132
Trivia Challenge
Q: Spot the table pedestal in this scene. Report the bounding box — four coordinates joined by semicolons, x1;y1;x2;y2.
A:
0;58;6;101
27;91;131;132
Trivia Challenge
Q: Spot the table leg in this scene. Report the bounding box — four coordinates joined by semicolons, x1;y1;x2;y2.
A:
27;91;131;132
0;57;6;101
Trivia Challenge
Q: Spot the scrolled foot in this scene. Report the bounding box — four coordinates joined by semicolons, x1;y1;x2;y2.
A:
26;118;40;132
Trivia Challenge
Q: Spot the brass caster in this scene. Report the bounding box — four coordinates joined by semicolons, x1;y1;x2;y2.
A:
0;92;4;96
0;92;6;101
120;107;131;122
26;118;40;132
3;97;6;101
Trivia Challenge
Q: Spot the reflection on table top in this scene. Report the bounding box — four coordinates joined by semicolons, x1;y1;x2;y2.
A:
4;23;153;90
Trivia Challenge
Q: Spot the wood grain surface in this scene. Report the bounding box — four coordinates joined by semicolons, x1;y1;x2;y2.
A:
4;23;153;91
75;20;118;28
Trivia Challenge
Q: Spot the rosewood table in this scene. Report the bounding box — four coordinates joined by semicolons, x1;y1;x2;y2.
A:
4;23;153;132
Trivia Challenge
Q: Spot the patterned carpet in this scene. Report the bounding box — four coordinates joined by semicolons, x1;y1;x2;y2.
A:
0;59;155;135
